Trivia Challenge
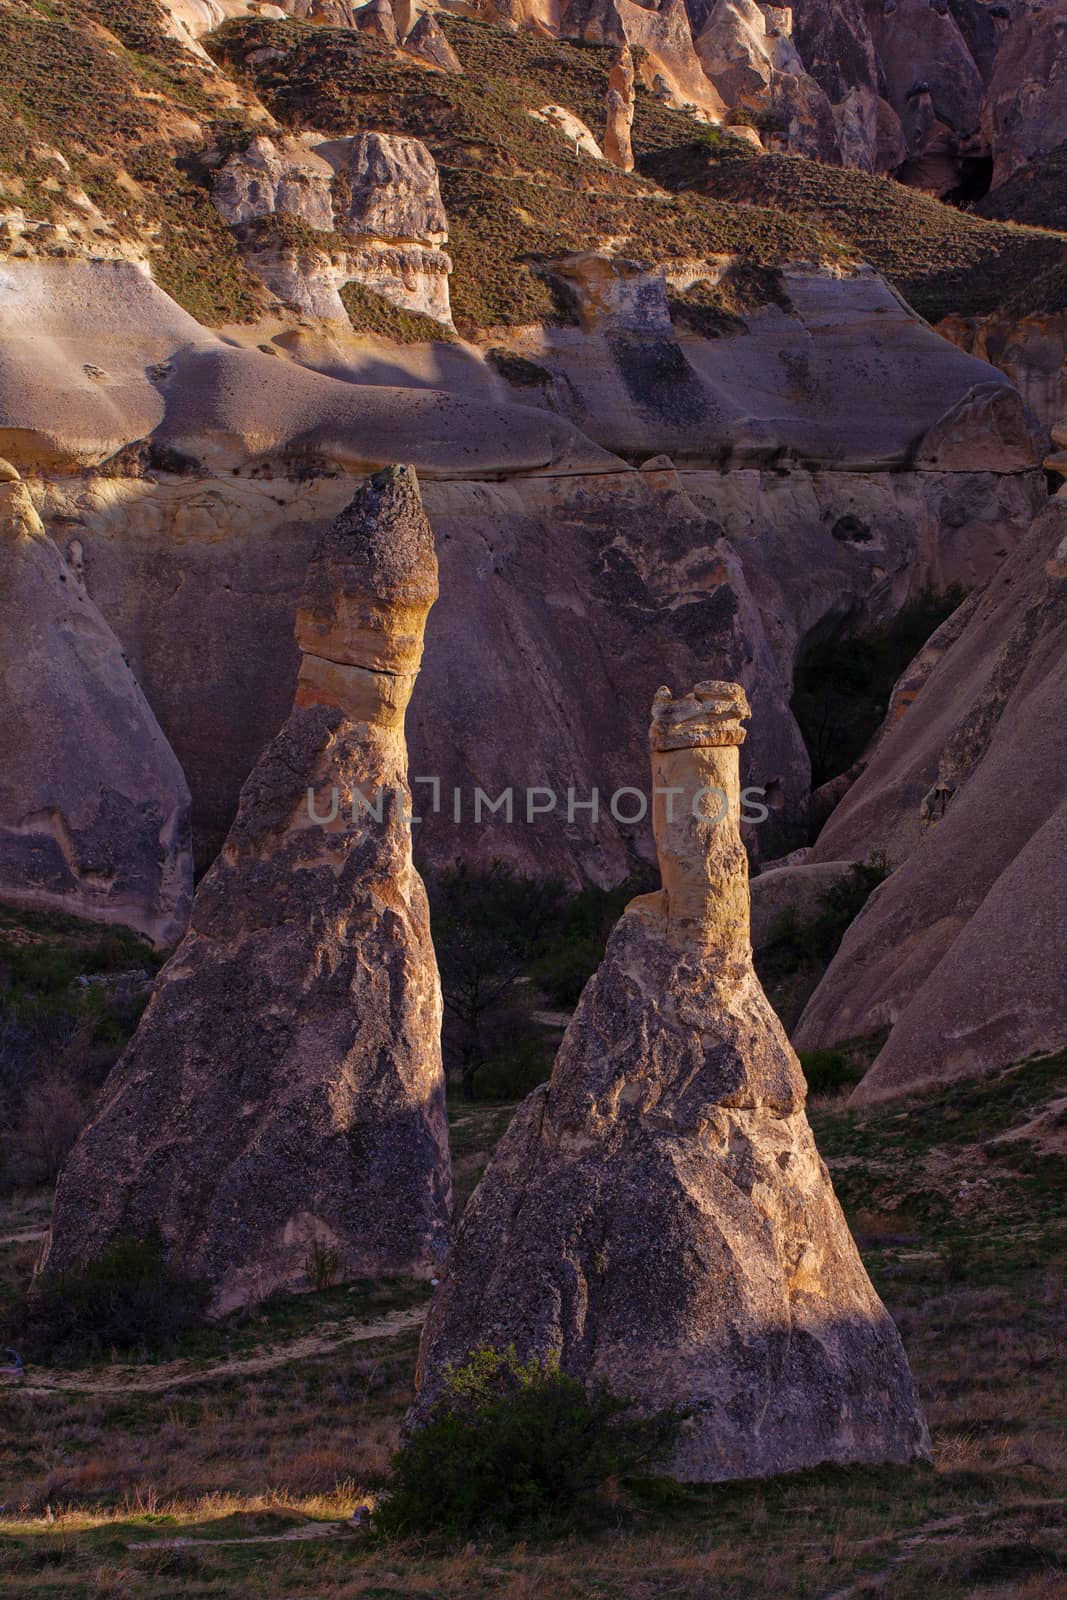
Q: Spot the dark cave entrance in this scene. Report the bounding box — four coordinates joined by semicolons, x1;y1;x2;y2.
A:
944;154;995;208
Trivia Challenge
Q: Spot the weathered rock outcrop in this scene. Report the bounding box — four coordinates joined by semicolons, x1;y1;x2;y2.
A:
562;0;728;116
214;134;336;231
695;0;840;163
797;496;1067;1101
0;463;192;946
42;466;452;1312
982;0;1067;187
940;309;1067;441
9;250;1044;881
412;680;929;1480
214;131;453;325
603;45;635;170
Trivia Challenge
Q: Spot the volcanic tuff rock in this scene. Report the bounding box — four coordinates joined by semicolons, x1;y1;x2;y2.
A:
214;134;336;231
983;0;1067;187
798;496;1067;1101
695;0;840;163
603;45;636;170
412;680;929;1480
0;465;192;946
42;466;452;1312
213;131;453;324
10;251;1044;879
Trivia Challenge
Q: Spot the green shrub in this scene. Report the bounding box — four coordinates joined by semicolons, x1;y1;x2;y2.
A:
792;587;966;786
531;876;652;1009
428;862;568;1098
486;347;553;387
470;1033;554;1102
797;1048;855;1095
758;852;892;981
5;1233;210;1361
305;1237;341;1292
377;1347;681;1538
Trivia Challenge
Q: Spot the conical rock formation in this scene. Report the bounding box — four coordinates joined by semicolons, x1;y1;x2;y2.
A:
0;463;192;946
43;467;451;1313
412;681;928;1481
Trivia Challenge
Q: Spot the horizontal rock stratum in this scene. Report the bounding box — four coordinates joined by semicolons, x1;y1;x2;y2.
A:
411;680;929;1480
42;466;452;1312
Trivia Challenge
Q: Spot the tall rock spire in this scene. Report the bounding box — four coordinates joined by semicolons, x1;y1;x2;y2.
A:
411;680;928;1480
42;466;451;1313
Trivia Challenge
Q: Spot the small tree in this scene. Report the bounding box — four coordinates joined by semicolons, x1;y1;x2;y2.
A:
377;1347;681;1538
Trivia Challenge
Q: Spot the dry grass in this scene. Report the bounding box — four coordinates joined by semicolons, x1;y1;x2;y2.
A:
0;1057;1064;1595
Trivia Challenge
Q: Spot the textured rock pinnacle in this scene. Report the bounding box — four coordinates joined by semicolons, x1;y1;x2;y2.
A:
410;680;929;1480
43;466;452;1312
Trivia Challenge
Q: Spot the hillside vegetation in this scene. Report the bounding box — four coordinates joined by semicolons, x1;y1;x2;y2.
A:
207;16;839;330
4;0;1063;334
694;153;1067;323
0;0;267;321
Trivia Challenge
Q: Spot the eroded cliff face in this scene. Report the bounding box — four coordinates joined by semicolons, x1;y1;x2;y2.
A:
795;494;1067;1102
0;464;192;947
0;0;1058;935
1;248;1044;894
411;681;930;1480
41;467;452;1311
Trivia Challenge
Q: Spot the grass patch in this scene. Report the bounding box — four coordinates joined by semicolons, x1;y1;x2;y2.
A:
0;1050;1064;1588
340;280;456;343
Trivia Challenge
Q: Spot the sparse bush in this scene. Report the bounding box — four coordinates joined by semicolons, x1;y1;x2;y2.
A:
531;877;647;1009
5;1070;85;1188
376;1347;681;1538
469;1031;554;1102
760;853;892;978
305;1237;342;1292
797;1048;855;1095
428;863;568;1099
5;1233;210;1361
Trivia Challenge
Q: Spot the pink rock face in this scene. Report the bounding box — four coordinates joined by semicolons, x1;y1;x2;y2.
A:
983;0;1067;187
0;472;192;947
42;467;452;1312
411;680;929;1482
799;498;1067;1102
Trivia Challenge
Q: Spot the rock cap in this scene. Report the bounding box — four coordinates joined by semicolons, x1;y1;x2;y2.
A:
651;679;751;749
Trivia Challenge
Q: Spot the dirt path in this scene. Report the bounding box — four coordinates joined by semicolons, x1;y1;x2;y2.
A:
0;1225;47;1247
127;1521;354;1550
6;1304;427;1397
